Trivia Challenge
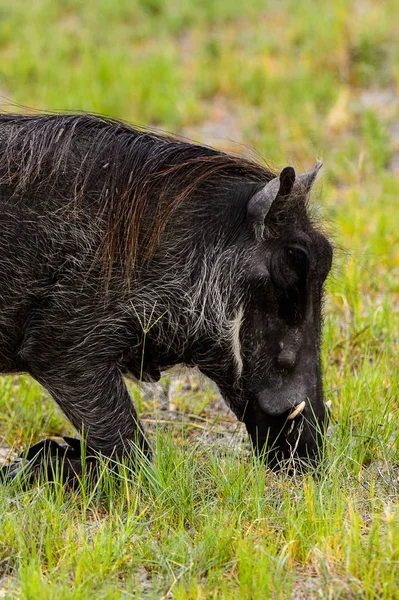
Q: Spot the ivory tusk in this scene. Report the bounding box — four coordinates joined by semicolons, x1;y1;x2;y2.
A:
325;400;332;410
287;400;306;420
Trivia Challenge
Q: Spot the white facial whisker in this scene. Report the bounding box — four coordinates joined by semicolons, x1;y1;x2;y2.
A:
230;304;244;378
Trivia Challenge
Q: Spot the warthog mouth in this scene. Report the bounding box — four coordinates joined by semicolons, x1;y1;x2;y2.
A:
280;400;331;470
245;398;329;469
267;400;325;470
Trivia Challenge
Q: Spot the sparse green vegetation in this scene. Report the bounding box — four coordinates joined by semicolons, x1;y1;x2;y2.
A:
0;0;398;597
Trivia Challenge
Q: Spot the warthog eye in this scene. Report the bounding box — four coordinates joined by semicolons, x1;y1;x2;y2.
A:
286;245;309;279
269;243;309;322
269;244;309;290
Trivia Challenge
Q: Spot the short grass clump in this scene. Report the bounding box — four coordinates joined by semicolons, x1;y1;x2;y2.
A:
0;0;399;597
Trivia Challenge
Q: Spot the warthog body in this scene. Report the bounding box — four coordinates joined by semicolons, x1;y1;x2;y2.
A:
0;113;332;475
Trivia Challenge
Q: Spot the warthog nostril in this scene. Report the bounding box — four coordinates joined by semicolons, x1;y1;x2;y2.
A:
287;400;306;420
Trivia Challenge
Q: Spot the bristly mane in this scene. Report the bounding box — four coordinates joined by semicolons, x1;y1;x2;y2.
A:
0;113;274;277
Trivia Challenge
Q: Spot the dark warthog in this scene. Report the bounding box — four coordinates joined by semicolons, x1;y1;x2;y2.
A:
0;114;332;480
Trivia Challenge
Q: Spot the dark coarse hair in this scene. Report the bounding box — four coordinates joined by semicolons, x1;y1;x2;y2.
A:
0;113;274;278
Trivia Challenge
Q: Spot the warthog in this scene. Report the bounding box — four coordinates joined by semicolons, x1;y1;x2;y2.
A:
0;113;332;480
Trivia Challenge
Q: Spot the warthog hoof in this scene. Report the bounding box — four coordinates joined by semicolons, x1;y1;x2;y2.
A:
0;437;98;486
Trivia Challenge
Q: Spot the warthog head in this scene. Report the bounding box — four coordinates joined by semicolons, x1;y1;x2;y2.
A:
198;163;332;467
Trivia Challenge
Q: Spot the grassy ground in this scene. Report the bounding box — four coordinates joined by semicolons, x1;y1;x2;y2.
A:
0;0;399;597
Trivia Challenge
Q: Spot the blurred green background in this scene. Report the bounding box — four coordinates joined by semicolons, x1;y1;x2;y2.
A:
0;1;399;598
1;0;398;172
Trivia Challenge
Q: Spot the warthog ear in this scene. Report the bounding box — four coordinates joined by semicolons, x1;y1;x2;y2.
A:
247;166;296;240
247;161;323;240
295;160;323;193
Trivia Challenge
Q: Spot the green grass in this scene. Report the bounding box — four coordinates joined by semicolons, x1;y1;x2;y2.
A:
0;0;399;597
